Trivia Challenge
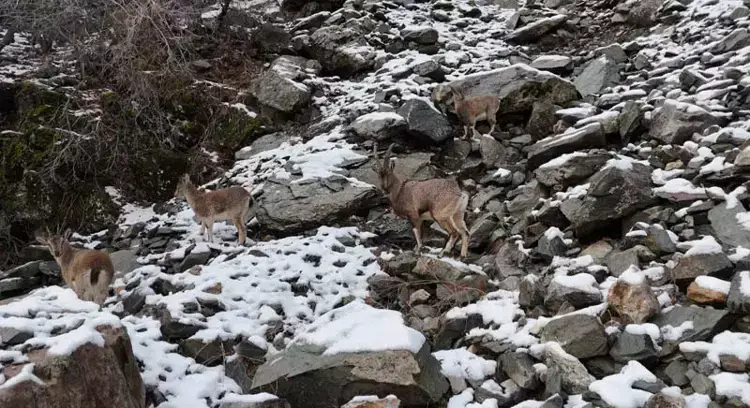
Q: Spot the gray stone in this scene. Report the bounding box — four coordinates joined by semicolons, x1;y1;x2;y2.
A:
110;250;140;276
610;332;658;364
469;213;499;249
349;112;407;141
728;271;750;314
619;101;643;143
528;123;607;170
507;15;567;44
708;202;750;248
251;344;448;408
690;374;715;397
537;233;568;261
595;44;628;63
175;251;212;273
433;64;579;116
540;315;609;359
710;28;750;54
308;25;376;77
544;277;603;311
530;55;573;74
649;100;720;145
735;145;750;167
527;101;558;141
349;152;434;188
645;393;686;408
235;132;294;160
0;327;33;346
122;291;146;315
645;225;677;254
500;352;539;390
574;55;620;97
251;56;320;113
672;250;733;288
434;314;483;350
664;359;690;387
534;152;610;189
519;275;544;309
401;26;439;45
220;398;291;408
474;378;525;406
544;344;593;396
398;98;454;144
651;306;735;343
256;176;377;233
493;241;530;279
179;337;237;366
561;160;656;236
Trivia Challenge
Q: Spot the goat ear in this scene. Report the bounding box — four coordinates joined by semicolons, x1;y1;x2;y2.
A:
35;233;48;245
388;158;395;172
63;228;73;241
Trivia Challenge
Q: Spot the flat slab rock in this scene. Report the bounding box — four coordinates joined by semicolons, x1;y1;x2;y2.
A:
251;344;448;408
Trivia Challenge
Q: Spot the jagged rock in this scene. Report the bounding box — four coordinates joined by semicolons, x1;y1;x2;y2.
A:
506;180;544;220
282;0;345;16
672;248;733;288
256;176;377;233
499;352;539;390
489;0;520;8
607;271;660;324
537;232;567;261
225;340;268;393
544;274;603;311
727;271;750;314
381;251;420;278
561;159;655;236
540;315;608;359
534;152;610;189
123;291;147;315
412;257;474;281
543;343;593;396
507;15;567;44
235;133;294;160
708;202;750;248
401;26;439;45
595;44;628;63
530;55;573;74
574;55;620;97
349;112;407;141
619;101;643;143
474;378;525;406
368;274;406;302
0;327;33;346
649;100;720;145
251;56;319;113
493;241;529;279
644;225;677;254
434;313;483;350
610;332;659;364
519;275;544;309
412;59;445;81
528;123;606;170
308;25;376;76
735;144;750;167
175;250;212;273
652;306;734;343
398;98;454;144
433;64;579;116
252;344;448;408
0;326;145;408
469;213;499;249
157;308;204;341
604;246;655;277
710;28;750;54
527;101;558;140
664;360;690;386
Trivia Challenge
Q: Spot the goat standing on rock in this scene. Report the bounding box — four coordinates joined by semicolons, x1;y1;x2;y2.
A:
174;174;253;245
36;228;114;306
448;85;500;140
374;143;471;259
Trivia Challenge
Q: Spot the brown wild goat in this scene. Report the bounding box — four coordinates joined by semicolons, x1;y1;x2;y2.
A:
36;228;114;306
174;174;252;244
450;86;500;139
374;144;471;259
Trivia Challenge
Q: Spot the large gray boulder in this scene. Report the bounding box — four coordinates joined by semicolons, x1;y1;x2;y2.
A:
256;176;378;233
307;25;377;76
574;55;620;97
432;64;579;116
708;202;750;248
527;124;607;170
251;344;448;408
398;98;454;143
534;152;611;189
543;343;593;396
348;152;435;187
561;159;656;236
672;241;733;288
251;56;320;113
540;315;609;359
649;100;720;145
651;306;735;343
349;112;407;141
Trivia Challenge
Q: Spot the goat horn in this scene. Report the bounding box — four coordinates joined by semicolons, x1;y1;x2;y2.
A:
45;226;51;236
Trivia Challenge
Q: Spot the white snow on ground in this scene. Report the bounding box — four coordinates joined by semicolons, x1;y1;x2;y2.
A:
589;361;657;408
434;347;497;392
680;331;750;365
710;372;750;405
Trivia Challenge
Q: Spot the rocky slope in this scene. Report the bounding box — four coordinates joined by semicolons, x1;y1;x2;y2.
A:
3;0;750;407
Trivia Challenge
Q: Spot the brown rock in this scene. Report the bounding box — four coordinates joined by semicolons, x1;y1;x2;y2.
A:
645;393;686;408
687;281;727;304
607;275;660;324
0;325;145;408
720;354;747;373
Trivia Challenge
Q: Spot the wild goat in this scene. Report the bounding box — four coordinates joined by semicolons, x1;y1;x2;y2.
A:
174;174;252;244
36;228;114;306
449;86;500;139
374;144;471;259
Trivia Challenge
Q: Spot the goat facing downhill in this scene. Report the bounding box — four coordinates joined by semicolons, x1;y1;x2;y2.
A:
174;174;252;244
374;143;471;259
36;228;114;306
450;86;500;140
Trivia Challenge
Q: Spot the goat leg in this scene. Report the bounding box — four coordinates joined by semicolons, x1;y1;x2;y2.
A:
411;218;424;253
